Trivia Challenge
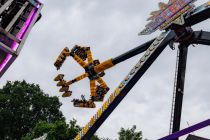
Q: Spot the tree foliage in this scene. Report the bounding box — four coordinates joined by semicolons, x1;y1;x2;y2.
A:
0;80;147;140
22;120;77;140
68;119;82;139
22;119;102;140
0;81;64;140
118;125;143;140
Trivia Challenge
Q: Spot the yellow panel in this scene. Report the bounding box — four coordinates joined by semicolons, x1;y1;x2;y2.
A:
90;117;95;126
103;101;109;110
75;134;80;140
115;88;120;96
83;124;88;134
82;128;86;135
97;108;102;118
109;94;114;103
85;124;88;130
119;83;123;88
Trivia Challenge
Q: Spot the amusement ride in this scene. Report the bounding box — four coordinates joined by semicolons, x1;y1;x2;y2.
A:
53;0;210;140
0;0;210;140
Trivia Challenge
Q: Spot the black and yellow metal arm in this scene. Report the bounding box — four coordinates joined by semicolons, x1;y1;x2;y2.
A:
74;30;176;140
54;47;70;70
54;38;156;106
90;80;96;97
96;77;108;89
93;38;155;73
72;54;88;68
87;49;93;64
93;59;115;73
66;73;89;85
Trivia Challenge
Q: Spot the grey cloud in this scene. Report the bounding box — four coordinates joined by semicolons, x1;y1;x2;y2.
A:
1;0;210;139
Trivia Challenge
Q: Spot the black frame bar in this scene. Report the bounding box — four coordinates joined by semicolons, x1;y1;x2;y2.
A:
81;31;176;140
192;31;210;46
75;3;210;139
171;44;189;140
185;6;210;27
112;38;155;65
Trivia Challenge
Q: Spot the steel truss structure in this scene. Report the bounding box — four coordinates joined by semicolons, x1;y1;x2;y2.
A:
53;1;210;140
0;0;43;78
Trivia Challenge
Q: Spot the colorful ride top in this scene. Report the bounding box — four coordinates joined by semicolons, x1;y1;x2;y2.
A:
139;0;197;35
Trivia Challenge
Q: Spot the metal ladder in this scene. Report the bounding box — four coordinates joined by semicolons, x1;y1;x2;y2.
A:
169;48;180;134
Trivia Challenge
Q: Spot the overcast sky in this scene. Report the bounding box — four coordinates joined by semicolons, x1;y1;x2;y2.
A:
1;0;210;139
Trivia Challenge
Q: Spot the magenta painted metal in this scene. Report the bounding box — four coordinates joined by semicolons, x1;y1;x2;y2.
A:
0;6;38;72
159;119;210;140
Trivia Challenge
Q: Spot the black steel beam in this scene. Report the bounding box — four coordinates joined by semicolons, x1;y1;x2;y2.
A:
191;31;210;46
112;38;155;65
185;6;210;27
172;44;189;140
81;31;176;140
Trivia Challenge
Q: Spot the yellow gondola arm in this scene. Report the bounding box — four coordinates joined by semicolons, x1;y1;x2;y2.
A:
94;59;115;73
96;77;108;88
76;73;89;81
66;73;89;85
73;54;88;68
90;80;96;97
87;50;93;64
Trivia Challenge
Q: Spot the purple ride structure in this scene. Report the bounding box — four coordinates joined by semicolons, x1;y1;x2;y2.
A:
0;0;43;78
52;0;210;140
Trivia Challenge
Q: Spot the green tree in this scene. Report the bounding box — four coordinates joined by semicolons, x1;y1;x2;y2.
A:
22;119;102;140
68;119;82;139
0;81;64;140
118;125;143;140
22;120;72;140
